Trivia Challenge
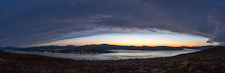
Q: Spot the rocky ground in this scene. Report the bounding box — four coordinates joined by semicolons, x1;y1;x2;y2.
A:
0;47;225;73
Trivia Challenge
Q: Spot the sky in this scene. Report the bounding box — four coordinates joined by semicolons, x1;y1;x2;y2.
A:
0;0;225;47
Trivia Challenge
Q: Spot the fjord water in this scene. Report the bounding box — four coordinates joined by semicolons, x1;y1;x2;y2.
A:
7;49;200;60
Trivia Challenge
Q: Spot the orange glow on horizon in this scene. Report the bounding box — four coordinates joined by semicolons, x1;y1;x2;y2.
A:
32;42;216;47
31;33;218;47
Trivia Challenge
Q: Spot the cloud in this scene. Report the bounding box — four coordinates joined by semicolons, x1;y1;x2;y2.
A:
0;0;225;47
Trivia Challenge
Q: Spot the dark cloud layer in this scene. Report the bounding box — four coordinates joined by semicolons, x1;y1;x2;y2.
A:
0;0;225;47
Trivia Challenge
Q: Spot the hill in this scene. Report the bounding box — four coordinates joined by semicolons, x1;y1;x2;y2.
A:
76;44;184;50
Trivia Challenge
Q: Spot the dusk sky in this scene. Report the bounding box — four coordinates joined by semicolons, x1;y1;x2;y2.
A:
1;0;225;47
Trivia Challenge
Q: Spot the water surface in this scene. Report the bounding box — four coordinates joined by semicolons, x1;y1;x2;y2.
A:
6;49;200;60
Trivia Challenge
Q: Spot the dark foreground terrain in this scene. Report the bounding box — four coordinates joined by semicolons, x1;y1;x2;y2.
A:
0;47;225;73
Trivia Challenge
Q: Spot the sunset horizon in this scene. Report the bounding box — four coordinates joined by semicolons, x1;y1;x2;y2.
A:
31;43;217;48
31;30;219;47
1;0;225;72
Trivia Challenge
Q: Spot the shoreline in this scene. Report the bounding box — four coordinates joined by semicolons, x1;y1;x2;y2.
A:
2;49;200;61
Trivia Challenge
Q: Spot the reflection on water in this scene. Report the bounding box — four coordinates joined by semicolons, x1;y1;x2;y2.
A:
6;49;200;60
14;50;99;55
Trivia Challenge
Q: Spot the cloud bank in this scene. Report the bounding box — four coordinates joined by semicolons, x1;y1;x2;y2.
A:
0;0;225;47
